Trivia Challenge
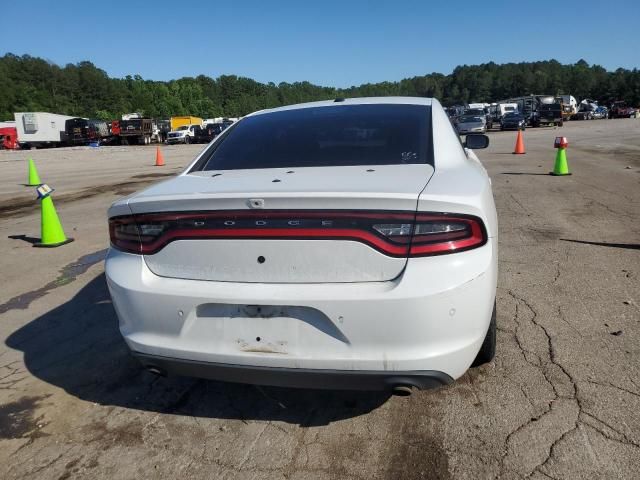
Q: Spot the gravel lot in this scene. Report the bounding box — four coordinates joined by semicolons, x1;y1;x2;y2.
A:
0;118;639;479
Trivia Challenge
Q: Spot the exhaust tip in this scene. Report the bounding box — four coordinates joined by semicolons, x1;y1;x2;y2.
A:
391;385;414;397
146;366;166;377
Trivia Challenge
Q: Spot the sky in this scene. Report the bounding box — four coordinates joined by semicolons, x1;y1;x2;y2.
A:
3;0;639;87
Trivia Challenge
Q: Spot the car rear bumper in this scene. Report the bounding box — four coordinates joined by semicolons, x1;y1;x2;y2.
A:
105;239;497;389
133;353;453;390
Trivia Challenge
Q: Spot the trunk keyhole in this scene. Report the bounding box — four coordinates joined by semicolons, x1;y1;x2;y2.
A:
257;256;266;264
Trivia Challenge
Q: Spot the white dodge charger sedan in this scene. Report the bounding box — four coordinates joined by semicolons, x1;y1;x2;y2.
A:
106;97;497;394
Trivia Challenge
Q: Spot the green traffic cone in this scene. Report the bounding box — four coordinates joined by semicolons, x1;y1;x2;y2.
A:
34;195;74;248
550;148;571;176
27;158;42;186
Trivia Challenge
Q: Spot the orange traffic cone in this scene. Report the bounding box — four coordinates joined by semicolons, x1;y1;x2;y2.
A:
155;146;165;166
513;130;526;154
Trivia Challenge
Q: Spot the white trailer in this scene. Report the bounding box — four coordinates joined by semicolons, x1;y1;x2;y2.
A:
14;112;74;148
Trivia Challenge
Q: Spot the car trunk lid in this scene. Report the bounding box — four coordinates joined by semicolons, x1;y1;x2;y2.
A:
125;165;433;283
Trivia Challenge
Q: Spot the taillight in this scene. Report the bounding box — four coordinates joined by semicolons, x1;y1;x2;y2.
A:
109;216;170;254
373;214;486;256
108;211;487;257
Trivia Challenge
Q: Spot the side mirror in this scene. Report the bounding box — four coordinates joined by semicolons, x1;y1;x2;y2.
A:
464;134;489;149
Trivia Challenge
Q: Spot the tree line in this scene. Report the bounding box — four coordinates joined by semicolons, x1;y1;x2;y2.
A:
1;53;638;121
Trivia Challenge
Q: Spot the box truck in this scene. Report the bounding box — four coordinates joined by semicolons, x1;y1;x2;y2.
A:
14;112;74;149
170;116;203;131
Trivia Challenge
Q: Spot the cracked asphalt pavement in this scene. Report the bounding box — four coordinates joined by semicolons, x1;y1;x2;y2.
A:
0;119;639;479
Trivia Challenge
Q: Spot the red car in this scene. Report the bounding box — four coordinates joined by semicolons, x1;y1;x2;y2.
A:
609;101;637;119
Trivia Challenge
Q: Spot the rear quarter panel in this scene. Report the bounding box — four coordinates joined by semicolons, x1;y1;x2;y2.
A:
423;100;497;238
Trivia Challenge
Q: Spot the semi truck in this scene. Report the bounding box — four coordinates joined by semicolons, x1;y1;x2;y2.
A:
14;112;74;149
558;95;578;120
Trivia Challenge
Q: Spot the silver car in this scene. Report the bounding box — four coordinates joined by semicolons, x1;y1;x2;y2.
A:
456;115;487;134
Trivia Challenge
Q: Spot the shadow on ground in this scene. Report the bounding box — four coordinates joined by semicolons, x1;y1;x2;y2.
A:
7;234;40;245
5;274;390;426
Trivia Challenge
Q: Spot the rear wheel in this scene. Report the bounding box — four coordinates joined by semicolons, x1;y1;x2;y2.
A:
472;300;496;367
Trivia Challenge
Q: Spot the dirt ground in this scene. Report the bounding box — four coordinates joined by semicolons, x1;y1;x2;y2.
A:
0;118;639;479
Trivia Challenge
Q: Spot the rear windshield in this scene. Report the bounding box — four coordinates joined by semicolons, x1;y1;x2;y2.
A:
194;104;432;171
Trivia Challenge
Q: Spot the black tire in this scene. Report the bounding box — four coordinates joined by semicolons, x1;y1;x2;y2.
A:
184;136;191;144
472;300;496;367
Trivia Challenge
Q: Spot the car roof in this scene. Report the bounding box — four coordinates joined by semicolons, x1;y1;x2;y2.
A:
248;96;434;117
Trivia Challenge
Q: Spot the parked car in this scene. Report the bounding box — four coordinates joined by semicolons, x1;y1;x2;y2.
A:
609;101;637;119
593;106;608;119
489;103;518;125
445;105;466;127
465;108;493;129
456;115;487;134
106;97;498;393
167;124;201;144
500;112;526;130
194;123;223;143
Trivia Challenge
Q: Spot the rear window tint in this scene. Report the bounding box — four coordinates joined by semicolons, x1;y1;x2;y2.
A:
195;104;432;171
